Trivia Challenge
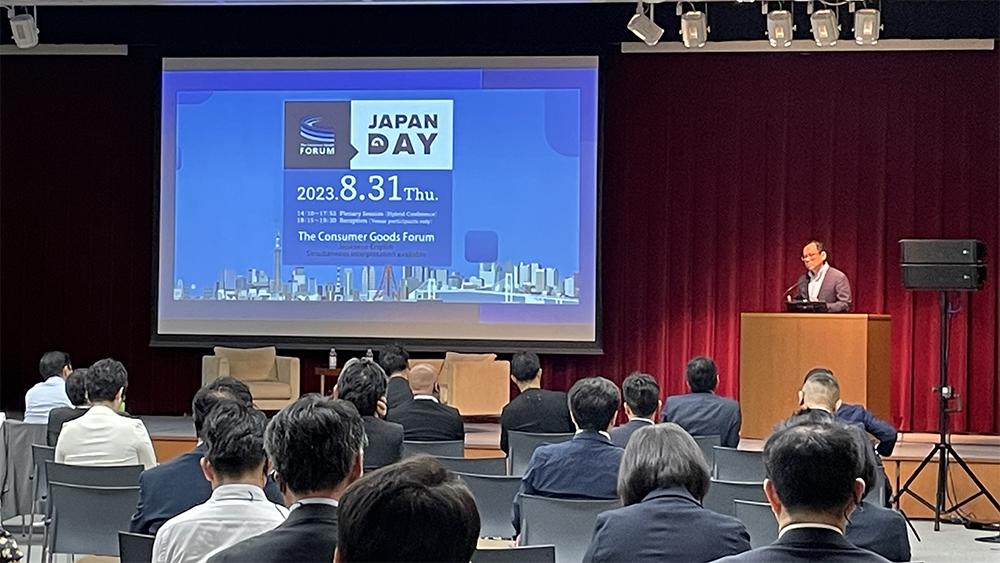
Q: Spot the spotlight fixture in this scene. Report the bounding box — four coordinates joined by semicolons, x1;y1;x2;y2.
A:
767;9;795;48
853;7;881;45
810;8;840;47
627;1;664;47
6;7;39;49
679;9;708;49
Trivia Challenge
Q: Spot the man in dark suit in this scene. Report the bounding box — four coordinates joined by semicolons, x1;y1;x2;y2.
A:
379;343;413;410
801;368;897;457
335;358;404;470
662;356;741;447
386;364;464;441
499;351;574;453
610;372;660;448
46;368;89;446
209;395;364;563
795;240;852;313
713;418;890;563
512;376;624;534
129;377;284;535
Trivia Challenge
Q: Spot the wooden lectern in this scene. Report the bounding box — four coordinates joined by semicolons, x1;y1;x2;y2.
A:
739;313;891;439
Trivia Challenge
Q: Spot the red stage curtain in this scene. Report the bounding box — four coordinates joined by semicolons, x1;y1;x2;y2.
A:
544;50;1000;434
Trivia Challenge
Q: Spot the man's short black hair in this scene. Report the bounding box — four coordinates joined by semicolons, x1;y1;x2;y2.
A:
192;377;254;438
686;356;718;393
764;418;864;515
510;351;541;383
265;395;365;495
202;400;268;478
85;358;128;403
39;351;71;379
337;358;388;416
787;408;880;502
337;455;479;562
568;377;620;432
622;372;660;418
378;343;410;375
65;368;88;407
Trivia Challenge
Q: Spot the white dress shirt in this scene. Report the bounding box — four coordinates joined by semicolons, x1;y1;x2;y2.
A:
153;483;289;563
23;376;72;424
807;262;830;302
778;522;844;537
54;405;157;469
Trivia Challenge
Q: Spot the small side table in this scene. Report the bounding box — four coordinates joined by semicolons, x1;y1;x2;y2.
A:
315;367;342;396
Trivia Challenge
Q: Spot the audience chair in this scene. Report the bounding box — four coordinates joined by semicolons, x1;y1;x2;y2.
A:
402;439;465;458
26;444;55;563
473;545;556;563
456;473;522;539
44;462;143;562
118;531;155;563
507;431;574;476
0;420;47;523
713;447;765;482
703;479;766;517
734;499;777;549
518;494;621;563
692;435;721;473
437;456;507;476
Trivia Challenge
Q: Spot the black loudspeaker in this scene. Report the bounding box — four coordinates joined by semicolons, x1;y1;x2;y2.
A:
900;239;987;291
900;239;985;264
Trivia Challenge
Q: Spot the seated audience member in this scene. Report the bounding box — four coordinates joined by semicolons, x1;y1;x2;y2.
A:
208;395;365;563
130;377;284;535
153;401;289;563
512;376;624;534
335;358;404;470
713;418;890;563
46;368;89;446
386;364;464;441
335;455;479;563
803;368;897;457
23;351;73;424
845;424;911;562
379;343;413;410
611;372;661;448
500;351;574;453
662;356;741;448
584;423;750;562
55;358;156;469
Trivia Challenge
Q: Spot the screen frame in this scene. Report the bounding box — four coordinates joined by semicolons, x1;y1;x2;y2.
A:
150;55;605;354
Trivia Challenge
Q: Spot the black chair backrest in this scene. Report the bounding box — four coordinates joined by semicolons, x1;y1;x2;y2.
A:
692;435;721;473
473;545;556;563
46;462;144;487
702;479;766;517
118;531;155;563
519;494;622;563
733;499;777;549
30;443;56;500
456;473;523;539
507;432;574;476
402;440;465;458
713;447;765;482
437;456;507;476
46;464;142;557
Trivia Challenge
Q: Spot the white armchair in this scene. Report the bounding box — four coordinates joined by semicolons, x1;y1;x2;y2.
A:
201;346;300;411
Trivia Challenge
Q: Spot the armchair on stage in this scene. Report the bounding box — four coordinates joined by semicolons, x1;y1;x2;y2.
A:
202;346;301;410
410;352;510;416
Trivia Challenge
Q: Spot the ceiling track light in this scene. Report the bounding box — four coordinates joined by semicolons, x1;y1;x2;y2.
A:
810;7;840;47
677;2;709;49
765;2;795;48
6;6;39;49
627;0;665;47
853;5;882;46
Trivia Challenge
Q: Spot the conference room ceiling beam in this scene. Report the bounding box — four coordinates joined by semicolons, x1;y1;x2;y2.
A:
0;0;986;5
621;37;995;53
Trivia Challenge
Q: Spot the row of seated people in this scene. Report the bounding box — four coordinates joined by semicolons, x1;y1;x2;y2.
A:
24;347;904;562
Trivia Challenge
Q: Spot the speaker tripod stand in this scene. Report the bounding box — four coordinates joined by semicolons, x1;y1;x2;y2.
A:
892;292;1000;531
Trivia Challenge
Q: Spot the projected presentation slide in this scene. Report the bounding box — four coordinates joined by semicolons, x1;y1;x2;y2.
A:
157;57;599;346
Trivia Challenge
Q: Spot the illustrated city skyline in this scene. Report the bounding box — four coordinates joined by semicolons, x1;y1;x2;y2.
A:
174;233;581;305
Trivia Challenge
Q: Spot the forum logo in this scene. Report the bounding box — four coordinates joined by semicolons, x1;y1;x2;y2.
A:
298;116;336;156
284;101;356;169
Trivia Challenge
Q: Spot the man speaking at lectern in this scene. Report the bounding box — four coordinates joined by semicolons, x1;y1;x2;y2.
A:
796;240;852;312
